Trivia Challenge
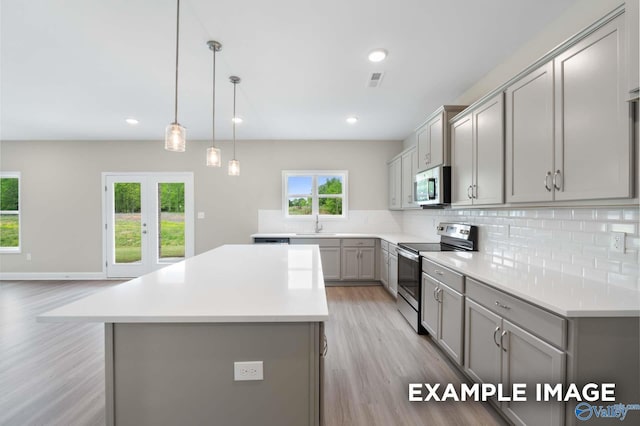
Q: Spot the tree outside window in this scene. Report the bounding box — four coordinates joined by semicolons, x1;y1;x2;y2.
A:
0;173;20;252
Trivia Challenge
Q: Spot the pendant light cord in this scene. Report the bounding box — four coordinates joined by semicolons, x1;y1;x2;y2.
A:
173;0;180;123
232;79;237;159
211;45;216;147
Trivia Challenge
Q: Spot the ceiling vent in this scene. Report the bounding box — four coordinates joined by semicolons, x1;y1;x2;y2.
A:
367;71;384;88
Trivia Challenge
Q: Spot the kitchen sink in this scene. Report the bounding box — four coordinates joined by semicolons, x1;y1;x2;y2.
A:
295;233;338;236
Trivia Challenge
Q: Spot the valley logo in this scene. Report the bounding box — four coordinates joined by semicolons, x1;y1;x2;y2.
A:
575;402;640;422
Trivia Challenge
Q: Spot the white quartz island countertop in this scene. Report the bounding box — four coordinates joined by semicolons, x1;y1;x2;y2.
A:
421;252;640;318
39;245;329;323
251;232;432;245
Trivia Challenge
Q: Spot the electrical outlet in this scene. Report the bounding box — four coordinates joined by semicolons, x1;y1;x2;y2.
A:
610;232;625;253
26;253;32;261
234;361;263;381
197;212;205;219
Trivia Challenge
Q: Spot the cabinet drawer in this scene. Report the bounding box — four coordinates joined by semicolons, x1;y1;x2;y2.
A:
342;238;375;247
422;259;464;293
292;238;340;247
381;240;389;252
466;278;566;349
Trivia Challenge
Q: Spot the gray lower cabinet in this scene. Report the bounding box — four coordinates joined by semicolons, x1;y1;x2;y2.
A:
388;251;398;297
380;248;389;287
341;239;376;281
465;278;565;426
421;273;464;365
319;247;340;280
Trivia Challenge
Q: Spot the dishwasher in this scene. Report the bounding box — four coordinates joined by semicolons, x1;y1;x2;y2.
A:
253;237;290;244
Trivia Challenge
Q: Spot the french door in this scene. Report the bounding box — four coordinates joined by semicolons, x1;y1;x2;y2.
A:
103;173;194;278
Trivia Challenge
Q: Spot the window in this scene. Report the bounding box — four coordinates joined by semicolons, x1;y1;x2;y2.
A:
283;171;348;219
0;172;20;252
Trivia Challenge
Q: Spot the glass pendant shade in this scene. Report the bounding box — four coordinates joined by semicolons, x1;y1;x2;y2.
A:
206;146;221;167
165;123;186;152
228;159;240;176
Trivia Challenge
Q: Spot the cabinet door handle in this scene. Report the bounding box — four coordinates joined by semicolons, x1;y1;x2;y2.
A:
495;301;511;310
467;185;473;199
472;184;477;199
500;330;508;352
493;326;501;347
433;287;439;301
322;334;328;357
553;170;562;191
437;288;443;303
434;269;444;276
544;171;552;192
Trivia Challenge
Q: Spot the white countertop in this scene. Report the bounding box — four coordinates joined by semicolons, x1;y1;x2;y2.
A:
421;252;640;318
251;232;433;245
39;245;329;323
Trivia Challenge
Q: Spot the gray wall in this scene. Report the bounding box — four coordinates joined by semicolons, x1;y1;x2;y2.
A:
0;139;402;273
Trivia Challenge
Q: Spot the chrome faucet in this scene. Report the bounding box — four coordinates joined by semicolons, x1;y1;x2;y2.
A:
314;215;323;233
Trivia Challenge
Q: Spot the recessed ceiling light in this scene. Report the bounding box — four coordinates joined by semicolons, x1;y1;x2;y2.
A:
232;116;243;124
368;49;387;62
346;116;358;124
125;118;139;125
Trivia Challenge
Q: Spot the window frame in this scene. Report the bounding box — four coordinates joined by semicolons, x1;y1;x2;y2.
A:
0;171;21;253
282;170;348;220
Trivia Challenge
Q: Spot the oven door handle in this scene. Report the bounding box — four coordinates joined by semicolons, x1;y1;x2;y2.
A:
396;247;419;262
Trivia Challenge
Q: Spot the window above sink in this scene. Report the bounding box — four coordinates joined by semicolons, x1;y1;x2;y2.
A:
282;170;348;220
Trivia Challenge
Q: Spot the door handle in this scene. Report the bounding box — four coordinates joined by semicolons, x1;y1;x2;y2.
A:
544;171;552;192
433;287;438;301
142;230;147;234
553;170;562;191
500;330;508;352
467;185;473;199
472;184;477;199
493;326;501;347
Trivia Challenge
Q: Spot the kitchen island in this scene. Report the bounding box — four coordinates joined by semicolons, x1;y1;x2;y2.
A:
39;244;328;426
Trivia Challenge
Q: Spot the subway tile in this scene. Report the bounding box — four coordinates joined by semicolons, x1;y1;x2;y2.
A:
572;209;596;220
526;219;543;228
594;233;611;247
552;229;573;241
552;250;573;263
627;237;640;250
621;262;639;276
582;221;607;232
623;208;639;221
596;208;623;221
594;258;621;273
562;263;583;277
572;232;595;245
543;259;563;272
561;220;583;232
609;223;638;234
572;254;595;268
581;268;608;282
536;209;554;219
541;220;562;230
553;209;573;220
582;245;608;257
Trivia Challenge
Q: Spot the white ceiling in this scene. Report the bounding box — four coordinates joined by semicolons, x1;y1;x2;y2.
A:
1;0;577;141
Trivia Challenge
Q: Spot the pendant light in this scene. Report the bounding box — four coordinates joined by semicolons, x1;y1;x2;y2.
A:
228;76;241;176
206;40;222;167
165;0;186;152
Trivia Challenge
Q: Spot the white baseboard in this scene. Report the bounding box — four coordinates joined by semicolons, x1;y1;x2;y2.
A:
0;272;107;281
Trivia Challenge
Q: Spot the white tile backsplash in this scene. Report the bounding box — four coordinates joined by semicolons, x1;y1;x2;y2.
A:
257;209;403;234
402;207;640;291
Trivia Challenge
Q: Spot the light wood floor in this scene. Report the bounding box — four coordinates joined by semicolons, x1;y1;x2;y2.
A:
0;281;505;426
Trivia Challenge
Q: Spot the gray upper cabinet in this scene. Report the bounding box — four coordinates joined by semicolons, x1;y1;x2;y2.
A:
627;0;639;98
506;12;631;203
452;93;504;206
505;61;555;203
417;106;466;172
387;157;402;210
553;13;631;200
401;147;419;209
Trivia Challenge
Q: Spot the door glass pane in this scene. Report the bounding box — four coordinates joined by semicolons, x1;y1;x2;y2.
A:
0;214;19;247
114;182;142;263
158;182;185;261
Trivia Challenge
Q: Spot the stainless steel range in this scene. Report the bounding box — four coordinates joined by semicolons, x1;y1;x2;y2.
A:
396;223;478;333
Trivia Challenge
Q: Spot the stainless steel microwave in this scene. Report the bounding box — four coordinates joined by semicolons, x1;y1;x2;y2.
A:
415;166;451;207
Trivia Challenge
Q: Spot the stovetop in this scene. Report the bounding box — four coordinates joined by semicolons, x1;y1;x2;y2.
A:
398;223;478;253
397;242;460;253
